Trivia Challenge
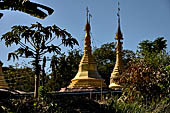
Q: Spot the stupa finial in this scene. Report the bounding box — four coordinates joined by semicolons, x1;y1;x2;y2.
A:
115;2;123;40
86;7;89;20
118;2;120;26
85;7;91;32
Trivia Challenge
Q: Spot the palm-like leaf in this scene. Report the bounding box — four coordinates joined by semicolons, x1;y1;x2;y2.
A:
8;52;19;61
0;0;54;19
0;12;3;18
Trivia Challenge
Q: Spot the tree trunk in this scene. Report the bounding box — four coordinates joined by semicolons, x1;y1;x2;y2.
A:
34;73;39;98
34;52;40;98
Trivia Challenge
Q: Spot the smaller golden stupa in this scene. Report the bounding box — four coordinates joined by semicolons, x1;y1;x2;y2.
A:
109;4;124;89
0;61;8;89
67;8;107;90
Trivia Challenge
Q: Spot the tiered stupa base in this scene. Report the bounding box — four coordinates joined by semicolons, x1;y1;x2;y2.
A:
109;83;122;89
68;78;107;88
60;78;107;92
109;64;123;89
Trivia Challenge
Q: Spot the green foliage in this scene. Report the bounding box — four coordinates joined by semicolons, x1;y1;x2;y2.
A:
0;98;65;113
46;49;82;91
1;22;78;98
105;95;146;113
0;94;110;113
166;65;170;72
93;42;116;85
38;86;48;100
41;56;46;86
148;94;170;113
120;55;170;103
137;37;167;57
1;22;78;51
3;65;34;92
0;0;54;19
137;37;169;69
119;37;170;106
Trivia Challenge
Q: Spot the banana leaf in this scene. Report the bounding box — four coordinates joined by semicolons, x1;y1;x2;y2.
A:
0;0;54;19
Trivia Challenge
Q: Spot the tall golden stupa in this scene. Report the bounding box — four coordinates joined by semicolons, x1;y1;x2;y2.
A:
67;8;107;90
109;5;124;89
0;61;8;89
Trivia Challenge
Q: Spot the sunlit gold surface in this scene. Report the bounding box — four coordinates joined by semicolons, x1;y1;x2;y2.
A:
67;9;107;89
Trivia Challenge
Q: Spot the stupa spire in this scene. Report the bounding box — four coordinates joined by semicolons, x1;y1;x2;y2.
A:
84;7;92;57
67;8;107;90
85;7;90;32
109;2;124;89
115;2;123;40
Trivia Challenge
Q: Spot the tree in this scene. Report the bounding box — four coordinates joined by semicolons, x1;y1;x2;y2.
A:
137;37;168;68
1;22;78;98
120;37;170;104
0;0;54;19
50;55;58;80
93;42;116;85
41;56;46;87
46;49;82;91
137;37;167;57
3;65;35;92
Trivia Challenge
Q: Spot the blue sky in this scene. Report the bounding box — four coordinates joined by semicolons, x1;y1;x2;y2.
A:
0;0;170;67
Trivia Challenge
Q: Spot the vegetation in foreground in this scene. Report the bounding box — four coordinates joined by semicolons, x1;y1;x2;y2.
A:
1;29;170;113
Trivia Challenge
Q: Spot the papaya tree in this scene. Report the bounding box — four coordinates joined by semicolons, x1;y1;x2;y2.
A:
1;22;78;98
0;0;54;19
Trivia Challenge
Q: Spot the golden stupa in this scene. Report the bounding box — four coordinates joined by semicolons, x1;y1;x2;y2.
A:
109;5;124;89
0;61;8;89
67;8;107;90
